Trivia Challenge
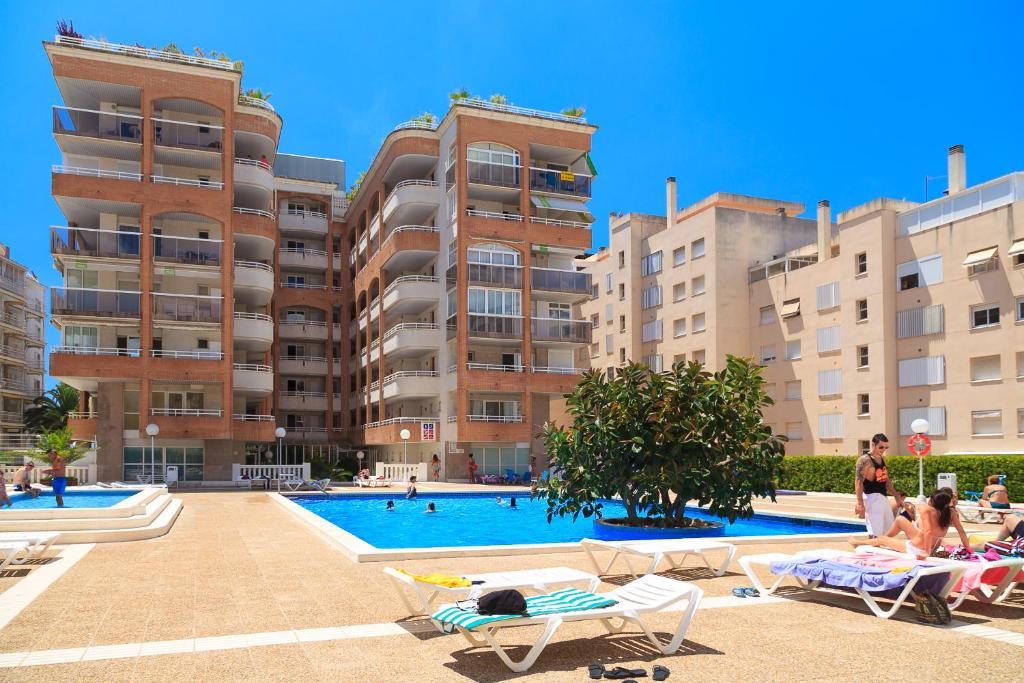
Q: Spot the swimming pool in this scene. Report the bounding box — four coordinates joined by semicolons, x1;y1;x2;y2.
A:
288;492;863;549
4;490;137;509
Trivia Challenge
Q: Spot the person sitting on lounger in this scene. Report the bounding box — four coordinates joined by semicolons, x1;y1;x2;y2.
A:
406;476;418;499
979;475;1011;509
990;515;1023;543
425;501;436;513
386;500;395;510
853;489;971;559
358;468;370;479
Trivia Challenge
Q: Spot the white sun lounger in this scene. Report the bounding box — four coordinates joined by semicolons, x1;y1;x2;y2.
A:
431;574;703;672
957;503;1022;524
853;545;1024;610
738;548;967;619
384;565;601;616
0;542;30;573
280;478;332;493
0;532;61;563
580;537;737;578
356;476;390;488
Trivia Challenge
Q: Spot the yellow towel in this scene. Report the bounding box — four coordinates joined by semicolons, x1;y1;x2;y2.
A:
396;569;471;588
969;533;997;546
888;566;913;573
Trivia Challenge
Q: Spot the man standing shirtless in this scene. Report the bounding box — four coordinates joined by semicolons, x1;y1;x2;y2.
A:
854;434;904;537
43;449;67;508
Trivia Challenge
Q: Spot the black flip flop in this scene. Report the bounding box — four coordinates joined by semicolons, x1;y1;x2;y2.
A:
605;667;647;679
653;665;670;681
589;663;606;680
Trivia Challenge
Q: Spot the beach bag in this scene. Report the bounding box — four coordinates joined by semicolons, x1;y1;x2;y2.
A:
477;589;528;616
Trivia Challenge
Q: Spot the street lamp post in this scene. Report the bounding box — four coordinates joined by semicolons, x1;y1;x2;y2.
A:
399;429;411;465
145;423;159;483
275;427;286;469
356;450;365;476
911;418;930;501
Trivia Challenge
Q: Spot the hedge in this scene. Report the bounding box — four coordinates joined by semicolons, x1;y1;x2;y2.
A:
778;455;1024;500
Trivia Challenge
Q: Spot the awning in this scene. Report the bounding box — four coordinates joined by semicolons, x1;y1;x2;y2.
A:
962;246;998;266
585;153;598;177
530;194;595;223
1008;239;1024;256
780;299;801;318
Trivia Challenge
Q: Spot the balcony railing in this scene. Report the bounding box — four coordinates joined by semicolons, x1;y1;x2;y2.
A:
151;293;222;323
52;164;141;181
151;175;223;190
384;179;438;205
467;363;524;372
383;371;439;384
530;215;591;230
152;349;223;360
232;413;275;421
466;314;523;338
382;322;439;341
53;35;242;72
51;227;141;261
153;117;223;152
279;282;327;290
237;94;276;112
531;365;584;375
0;377;27;393
467;160;521;188
529;167;592;198
0;344;25;361
530;267;591;295
233;311;273;323
466;414;525;423
51;288;141;318
0;311;24;328
151;408;222;417
234;363;273;373
52;106;143;143
383;275;439;298
154;234;222;266
0;276;24;296
0;410;25;424
233;206;275;220
465;208;522;222
468;262;522;288
52;345;141;357
530;317;592;343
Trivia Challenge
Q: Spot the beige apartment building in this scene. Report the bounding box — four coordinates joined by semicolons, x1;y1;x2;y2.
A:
0;244;46;447
581;146;1024;456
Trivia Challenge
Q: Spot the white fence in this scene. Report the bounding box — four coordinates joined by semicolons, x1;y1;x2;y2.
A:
376;462;428;483
232;463;311;482
0;464;94;484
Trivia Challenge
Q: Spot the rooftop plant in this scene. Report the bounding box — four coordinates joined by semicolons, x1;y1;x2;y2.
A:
412;112;437;124
243;87;272;101
489;94;508;104
346;170;366;202
560;106;586;118
533;357;785;528
449;88;471;103
56;19;82;39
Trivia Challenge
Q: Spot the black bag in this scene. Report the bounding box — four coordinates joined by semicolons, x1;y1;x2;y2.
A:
476;589;528;616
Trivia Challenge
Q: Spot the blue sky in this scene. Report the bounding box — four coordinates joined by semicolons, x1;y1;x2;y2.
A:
2;1;1022;381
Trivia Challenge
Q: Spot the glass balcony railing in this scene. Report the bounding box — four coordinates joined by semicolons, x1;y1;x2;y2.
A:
468;262;522;288
530;317;592;343
51;227;141;260
466;314;523;338
528;167;592;198
152;117;224;152
530;268;591;295
153;235;221;266
52;106;143;143
151;294;222;324
467;160;521;189
51;288;141;318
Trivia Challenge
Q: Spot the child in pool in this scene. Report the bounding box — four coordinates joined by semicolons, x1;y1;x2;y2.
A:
425;502;436;513
386;500;395;510
509;497;517;509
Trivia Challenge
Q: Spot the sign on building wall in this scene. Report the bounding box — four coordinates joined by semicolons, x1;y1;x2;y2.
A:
420;422;436;441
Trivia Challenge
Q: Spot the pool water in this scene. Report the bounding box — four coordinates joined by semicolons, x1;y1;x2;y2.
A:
4;490;137;509
290;493;863;549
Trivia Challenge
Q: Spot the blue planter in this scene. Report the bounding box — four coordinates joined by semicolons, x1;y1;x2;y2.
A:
593;517;725;541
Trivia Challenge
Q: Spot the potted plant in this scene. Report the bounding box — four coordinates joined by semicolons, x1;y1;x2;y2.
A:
449;89;471;103
56;20;82;39
533;358;785;539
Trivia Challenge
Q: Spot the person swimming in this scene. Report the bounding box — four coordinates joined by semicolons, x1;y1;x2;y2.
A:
406;475;418;500
386;500;395;510
509;497;517;509
425;502;436;513
495;496;503;505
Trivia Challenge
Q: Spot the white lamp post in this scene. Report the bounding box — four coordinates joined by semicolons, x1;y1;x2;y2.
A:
399;429;411;465
275;427;286;468
145;423;159;482
911;418;930;501
356;450;365;473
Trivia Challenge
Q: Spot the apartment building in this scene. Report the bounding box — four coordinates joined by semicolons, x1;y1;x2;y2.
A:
582;147;1024;456
345;101;596;477
45;33;595;481
0;244;46;444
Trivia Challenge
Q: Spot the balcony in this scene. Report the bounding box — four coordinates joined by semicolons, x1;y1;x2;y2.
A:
234;157;274;194
51;227;141;265
279;356;328;376
52;106;142;158
382;180;440;225
529;167;592;198
151;174;223;190
381;371;440;401
51;288;140;320
381;323;439;359
0;377;27;396
0;344;25;365
232;312;274;351
0;410;24;427
231;413;277;441
233;261;274;306
153;117;223;153
279;209;328;235
151;408;223;417
151;293;222;325
465;314;523;340
374;226;440;272
467;160;521;190
382;276;439;316
279;391;328;412
233;363;274;394
530;268;591;301
468;263;522;288
0;276;24;300
362;417;440;445
0;310;24;332
530;317;591;345
52;164;141;182
154;234;221;267
748;255;817;284
67;411;98;441
233;207;277;256
279;248;328;271
282;427;328;443
279;320;328;341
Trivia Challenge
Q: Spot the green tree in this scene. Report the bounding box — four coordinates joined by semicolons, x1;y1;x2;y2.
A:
23;383;79;432
533;357;785;528
33;427;91;466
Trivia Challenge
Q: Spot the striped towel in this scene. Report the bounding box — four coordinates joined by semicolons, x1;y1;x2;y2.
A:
431;588;618;631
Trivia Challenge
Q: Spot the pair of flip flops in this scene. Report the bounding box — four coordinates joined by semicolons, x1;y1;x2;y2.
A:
732;587;760;598
588;664;670;680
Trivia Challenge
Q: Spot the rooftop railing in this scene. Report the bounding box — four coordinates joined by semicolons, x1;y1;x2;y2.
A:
393;120;439;132
453;98;587;124
51;226;141;260
52;106;143;143
237;94;276;112
54;35;242;72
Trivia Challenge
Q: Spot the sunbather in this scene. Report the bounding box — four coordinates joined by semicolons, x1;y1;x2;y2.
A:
852;489;971;559
991;515;1023;543
979;475;1011;509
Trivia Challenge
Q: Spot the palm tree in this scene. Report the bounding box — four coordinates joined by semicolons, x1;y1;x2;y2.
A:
23;383;79;432
34;427;91;466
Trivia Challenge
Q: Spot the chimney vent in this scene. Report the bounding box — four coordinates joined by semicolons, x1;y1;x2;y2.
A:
817;200;831;262
665;177;677;232
947;144;966;194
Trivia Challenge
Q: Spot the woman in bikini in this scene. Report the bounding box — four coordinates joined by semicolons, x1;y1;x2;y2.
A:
853;489;971;559
979;475;1011;509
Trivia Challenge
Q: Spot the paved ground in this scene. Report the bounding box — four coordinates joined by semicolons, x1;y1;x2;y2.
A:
0;487;1020;682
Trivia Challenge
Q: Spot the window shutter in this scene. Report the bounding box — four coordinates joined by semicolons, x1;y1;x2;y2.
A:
817;369;842;396
819;413;843;439
816;282;840;310
816;325;841;353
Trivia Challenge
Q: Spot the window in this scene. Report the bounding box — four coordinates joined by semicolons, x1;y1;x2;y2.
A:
968;258;997;276
467;288;520;315
605;303;613;322
855;252;867;275
817;369;842;396
764;383;777;402
760;345;777;364
819;413;843;439
971;410;1002;436
780;298;800;319
590;342;599;358
692;349;706;365
591;284;598;299
897;304;945;338
692;313;706;333
673;318;687;338
1010;239;1024;266
816;282;840;310
759;306;777;325
606;367;615;380
619;315;626;333
620;348;626;363
784;380;801;401
618;251;625;269
859;440;870;456
468;244;520;266
604;274;612;293
1018;351;1024;379
642;320;663;342
856;299;868;322
605;334;613;354
692;276;705;296
672;282;686;302
123;389;139;430
618;283;625;301
641;285;662;309
1016;296;1024;322
642;354;663;372
963;246;998;276
858;394;870;416
640;251;662;276
786;422;803;441
897;254;943;291
816;325;841;353
673;353;686;365
673;246;686;267
590;313;599;327
1018;409;1024;436
899;407;946;436
857;345;869;368
785;340;801;360
971;304;1000;329
898;356;945;386
971;355;1001;383
691;238;705;259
